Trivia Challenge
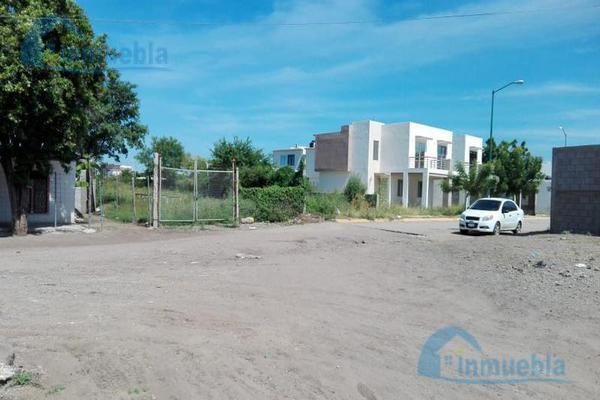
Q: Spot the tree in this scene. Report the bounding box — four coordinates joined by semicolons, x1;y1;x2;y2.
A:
441;163;496;207
238;164;272;188
0;1;128;235
78;70;147;161
344;175;367;203
79;69;147;211
483;138;545;201
136;136;187;172
210;137;269;170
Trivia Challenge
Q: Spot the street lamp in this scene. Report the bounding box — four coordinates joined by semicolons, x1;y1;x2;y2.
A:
488;80;525;162
559;126;567;147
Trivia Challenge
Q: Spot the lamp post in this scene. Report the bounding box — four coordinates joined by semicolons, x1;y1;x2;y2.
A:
488;80;525;162
559;126;567;147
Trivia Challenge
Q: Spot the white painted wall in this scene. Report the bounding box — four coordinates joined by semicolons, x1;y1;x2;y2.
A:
316;171;351;193
380;123;410;173
0;161;76;227
536;179;552;214
452;134;483;167
304;148;319;186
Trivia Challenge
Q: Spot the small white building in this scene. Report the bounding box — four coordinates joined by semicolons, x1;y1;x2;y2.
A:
105;164;133;177
302;120;483;208
272;145;307;171
0;161;76;228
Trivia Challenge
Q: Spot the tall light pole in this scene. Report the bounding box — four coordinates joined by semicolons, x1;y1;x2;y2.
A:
559;126;567;147
488;80;525;162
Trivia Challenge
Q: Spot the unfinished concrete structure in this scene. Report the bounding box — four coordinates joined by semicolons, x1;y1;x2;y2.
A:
551;145;600;235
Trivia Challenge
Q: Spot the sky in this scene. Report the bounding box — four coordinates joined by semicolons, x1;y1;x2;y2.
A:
77;0;600;174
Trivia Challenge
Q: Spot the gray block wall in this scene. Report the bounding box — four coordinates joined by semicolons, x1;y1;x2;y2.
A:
551;145;600;234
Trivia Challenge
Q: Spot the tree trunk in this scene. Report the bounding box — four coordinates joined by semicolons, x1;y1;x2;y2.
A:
3;162;28;236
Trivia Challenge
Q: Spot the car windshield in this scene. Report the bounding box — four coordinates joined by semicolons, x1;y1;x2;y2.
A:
469;200;501;211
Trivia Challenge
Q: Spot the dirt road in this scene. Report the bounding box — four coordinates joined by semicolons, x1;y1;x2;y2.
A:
0;217;598;399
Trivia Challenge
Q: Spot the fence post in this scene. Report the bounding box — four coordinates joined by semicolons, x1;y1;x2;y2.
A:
152;152;160;228
232;159;236;223
54;171;58;228
132;171;137;224
87;158;92;229
147;176;151;225
233;159;240;224
99;169;104;232
193;159;198;223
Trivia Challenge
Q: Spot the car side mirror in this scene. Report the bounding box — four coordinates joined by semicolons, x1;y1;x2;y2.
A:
502;208;509;214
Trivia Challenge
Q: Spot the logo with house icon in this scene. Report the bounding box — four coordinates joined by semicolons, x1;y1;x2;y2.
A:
417;326;568;384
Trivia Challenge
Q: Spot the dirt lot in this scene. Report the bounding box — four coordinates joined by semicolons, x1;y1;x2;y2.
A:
0;217;599;399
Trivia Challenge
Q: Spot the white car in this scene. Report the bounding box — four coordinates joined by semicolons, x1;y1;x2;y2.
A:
459;198;524;235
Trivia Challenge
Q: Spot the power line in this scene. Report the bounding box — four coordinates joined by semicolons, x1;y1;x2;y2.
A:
0;4;599;27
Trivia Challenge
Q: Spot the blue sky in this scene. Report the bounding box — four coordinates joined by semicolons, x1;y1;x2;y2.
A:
78;0;600;173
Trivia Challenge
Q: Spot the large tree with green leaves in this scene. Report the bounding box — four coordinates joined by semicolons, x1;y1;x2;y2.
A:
0;1;146;235
136;136;188;172
484;139;545;201
210;136;270;170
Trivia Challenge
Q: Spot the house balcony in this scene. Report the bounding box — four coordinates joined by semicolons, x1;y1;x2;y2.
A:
409;156;451;171
453;161;481;173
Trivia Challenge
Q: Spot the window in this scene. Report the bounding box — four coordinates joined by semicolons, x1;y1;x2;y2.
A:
437;144;447;159
373;140;379;161
417;181;423;198
397;179;403;197
469;150;478;165
287;154;296;166
415;141;426;168
470;199;501;211
29;176;49;214
279;155;287;167
503;201;518;212
415;141;426;157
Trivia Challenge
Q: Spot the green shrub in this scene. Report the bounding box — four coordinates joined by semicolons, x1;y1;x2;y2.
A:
240;186;305;222
364;194;378;207
343;175;366;202
240;164;274;188
305;193;342;220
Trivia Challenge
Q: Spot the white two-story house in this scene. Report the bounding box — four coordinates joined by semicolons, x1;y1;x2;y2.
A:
300;120;483;208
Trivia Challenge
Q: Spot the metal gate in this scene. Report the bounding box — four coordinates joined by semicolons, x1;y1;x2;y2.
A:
159;164;237;224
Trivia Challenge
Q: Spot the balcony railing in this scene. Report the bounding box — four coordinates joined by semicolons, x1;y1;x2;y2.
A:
410;156;451;170
454;161;481;172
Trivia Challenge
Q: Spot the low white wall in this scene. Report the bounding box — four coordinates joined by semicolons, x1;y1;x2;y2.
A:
536;180;552;214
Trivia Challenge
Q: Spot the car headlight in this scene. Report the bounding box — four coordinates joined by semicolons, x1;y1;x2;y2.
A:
481;215;495;222
460;213;466;220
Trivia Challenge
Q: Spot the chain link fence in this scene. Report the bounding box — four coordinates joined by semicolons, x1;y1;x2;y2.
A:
160;166;235;224
77;154;238;228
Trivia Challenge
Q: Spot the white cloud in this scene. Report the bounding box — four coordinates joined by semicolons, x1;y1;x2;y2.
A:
114;0;600;92
508;82;600;97
561;108;600;120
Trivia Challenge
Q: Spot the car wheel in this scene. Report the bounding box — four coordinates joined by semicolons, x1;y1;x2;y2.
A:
493;222;501;236
513;221;522;235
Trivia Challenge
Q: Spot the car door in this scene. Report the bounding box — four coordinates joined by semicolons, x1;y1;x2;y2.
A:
503;201;519;229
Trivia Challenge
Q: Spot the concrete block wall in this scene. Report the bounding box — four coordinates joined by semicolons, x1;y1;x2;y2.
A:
551;145;600;234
